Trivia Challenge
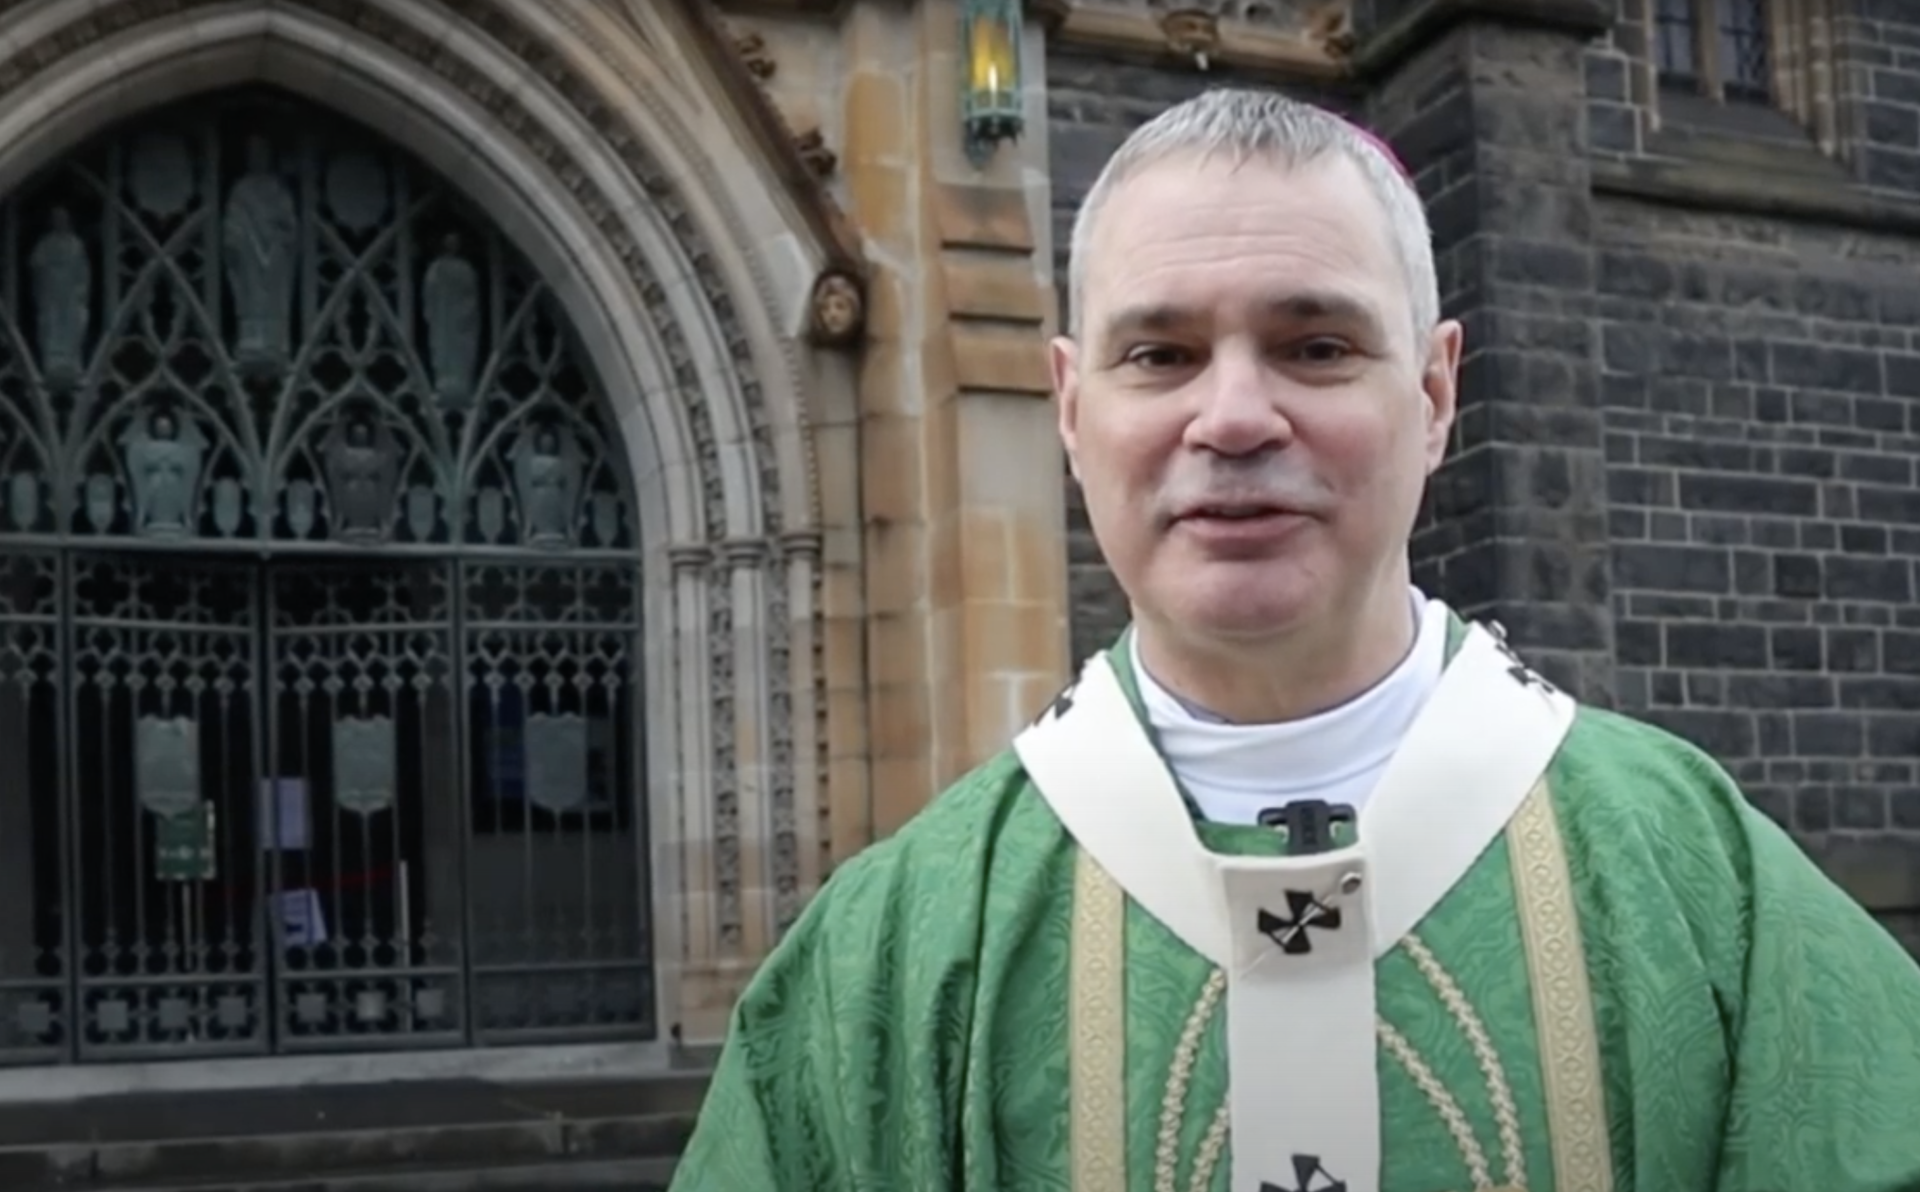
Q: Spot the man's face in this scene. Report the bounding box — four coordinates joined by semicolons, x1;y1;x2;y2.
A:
1052;152;1460;649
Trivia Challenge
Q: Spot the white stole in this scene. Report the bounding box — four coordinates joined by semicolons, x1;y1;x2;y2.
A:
1012;621;1576;1192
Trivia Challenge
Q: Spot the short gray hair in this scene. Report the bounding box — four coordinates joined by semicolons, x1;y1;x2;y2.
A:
1066;88;1440;343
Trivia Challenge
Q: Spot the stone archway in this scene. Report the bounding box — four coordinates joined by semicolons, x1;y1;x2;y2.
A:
0;81;673;1062
0;0;858;1060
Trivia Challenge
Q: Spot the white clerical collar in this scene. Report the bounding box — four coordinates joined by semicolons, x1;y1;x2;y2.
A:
1128;588;1447;805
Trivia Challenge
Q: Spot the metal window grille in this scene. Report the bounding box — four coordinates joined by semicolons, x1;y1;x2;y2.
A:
0;88;655;1065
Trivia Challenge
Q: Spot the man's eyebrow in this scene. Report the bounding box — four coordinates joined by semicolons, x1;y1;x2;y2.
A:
1098;291;1385;341
1259;290;1381;327
1098;302;1188;340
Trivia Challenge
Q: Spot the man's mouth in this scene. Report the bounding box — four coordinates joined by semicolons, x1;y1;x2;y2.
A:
1183;503;1296;521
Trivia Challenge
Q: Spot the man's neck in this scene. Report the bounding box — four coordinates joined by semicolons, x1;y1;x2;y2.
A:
1133;584;1420;725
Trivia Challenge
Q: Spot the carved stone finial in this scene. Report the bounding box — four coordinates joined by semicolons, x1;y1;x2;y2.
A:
1159;9;1223;70
734;31;776;80
794;128;837;178
807;272;864;348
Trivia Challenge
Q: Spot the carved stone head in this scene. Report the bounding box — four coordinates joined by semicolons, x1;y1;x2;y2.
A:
347;420;373;448
151;413;176;440
808;272;864;346
1159;10;1221;66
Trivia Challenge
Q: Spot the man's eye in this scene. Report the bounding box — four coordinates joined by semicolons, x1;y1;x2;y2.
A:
1122;345;1191;369
1292;338;1353;363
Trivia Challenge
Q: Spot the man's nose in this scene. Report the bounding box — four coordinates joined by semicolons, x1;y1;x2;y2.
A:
1182;346;1293;457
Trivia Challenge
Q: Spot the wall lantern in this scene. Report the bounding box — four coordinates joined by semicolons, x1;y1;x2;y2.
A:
961;0;1024;168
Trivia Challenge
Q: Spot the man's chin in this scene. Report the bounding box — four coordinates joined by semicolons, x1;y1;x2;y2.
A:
1151;568;1323;643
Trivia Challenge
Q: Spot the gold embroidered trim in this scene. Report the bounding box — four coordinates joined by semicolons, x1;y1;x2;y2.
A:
1069;851;1128;1192
1156;968;1225;1192
1508;782;1616;1192
1186;1100;1231;1192
1377;1014;1493;1187
1402;933;1528;1188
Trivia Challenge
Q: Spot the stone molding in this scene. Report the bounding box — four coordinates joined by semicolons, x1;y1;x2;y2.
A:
1350;0;1611;79
662;0;865;277
1590;153;1920;238
1034;0;1350;75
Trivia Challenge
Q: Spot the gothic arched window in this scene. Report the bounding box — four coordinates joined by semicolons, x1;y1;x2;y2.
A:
1654;0;1775;104
0;87;653;1063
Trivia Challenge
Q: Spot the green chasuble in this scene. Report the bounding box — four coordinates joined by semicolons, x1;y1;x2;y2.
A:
670;610;1920;1192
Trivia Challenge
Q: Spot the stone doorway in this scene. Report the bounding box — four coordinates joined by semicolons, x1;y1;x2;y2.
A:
0;88;655;1065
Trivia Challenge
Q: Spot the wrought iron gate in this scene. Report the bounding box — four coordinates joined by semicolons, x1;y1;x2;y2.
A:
0;91;652;1065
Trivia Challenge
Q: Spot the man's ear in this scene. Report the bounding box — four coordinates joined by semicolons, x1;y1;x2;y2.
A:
1419;319;1463;473
1050;335;1082;482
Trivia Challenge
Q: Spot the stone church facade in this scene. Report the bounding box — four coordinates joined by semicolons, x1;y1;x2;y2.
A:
0;0;1911;1097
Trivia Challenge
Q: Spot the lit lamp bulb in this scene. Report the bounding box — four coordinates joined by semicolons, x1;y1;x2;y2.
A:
969;22;1012;98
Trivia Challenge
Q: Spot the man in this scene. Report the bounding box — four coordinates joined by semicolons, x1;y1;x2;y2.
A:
670;89;1920;1192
